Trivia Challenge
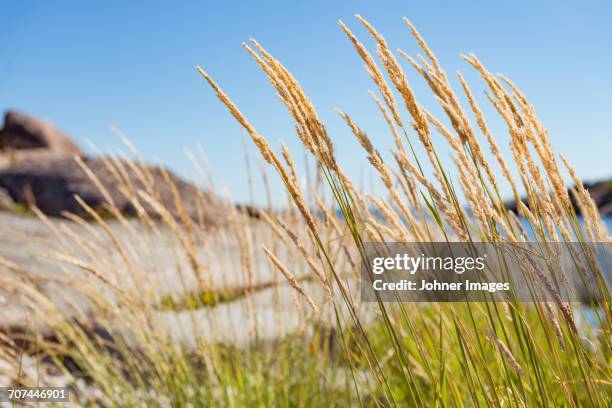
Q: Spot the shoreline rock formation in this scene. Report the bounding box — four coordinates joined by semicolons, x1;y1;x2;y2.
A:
1;110;609;219
504;179;612;217
0;155;215;220
0;110;218;222
0;111;84;158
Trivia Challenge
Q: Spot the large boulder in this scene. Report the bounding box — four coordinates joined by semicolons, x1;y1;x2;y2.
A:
0;156;216;222
0;111;84;157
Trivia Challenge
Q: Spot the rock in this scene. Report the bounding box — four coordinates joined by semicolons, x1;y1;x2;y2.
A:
504;178;612;217
235;203;261;219
0;155;216;222
586;180;612;216
0;187;14;211
0;111;84;157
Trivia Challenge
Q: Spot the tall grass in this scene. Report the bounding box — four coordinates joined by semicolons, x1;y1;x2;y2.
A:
0;15;610;407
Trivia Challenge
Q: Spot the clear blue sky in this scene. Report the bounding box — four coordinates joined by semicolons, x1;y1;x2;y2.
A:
2;1;611;205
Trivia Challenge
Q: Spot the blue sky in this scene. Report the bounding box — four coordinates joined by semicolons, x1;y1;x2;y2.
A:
2;1;611;205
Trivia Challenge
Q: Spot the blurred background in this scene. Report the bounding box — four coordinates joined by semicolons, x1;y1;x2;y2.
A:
2;0;611;205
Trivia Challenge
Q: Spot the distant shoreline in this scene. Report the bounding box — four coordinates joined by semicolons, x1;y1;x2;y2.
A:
504;178;612;216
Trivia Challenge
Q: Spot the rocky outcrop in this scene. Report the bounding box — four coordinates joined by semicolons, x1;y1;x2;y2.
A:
587;180;612;216
0;110;221;222
0;155;215;221
504;179;612;216
0;111;267;223
0;111;84;157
